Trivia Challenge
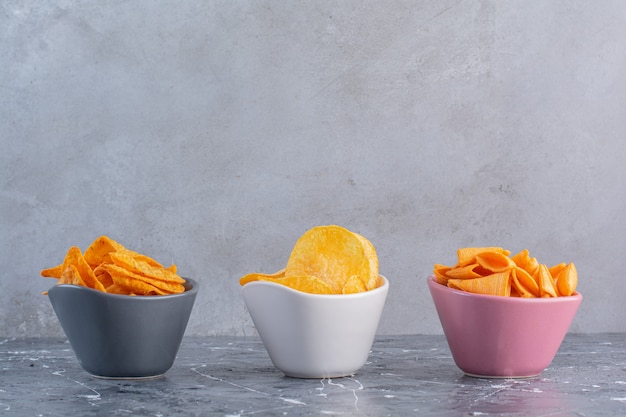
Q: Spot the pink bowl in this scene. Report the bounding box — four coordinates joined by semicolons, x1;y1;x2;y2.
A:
427;276;582;378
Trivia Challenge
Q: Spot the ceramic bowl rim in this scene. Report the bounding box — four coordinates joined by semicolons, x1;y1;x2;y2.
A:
427;275;582;304
48;277;198;300
242;275;389;299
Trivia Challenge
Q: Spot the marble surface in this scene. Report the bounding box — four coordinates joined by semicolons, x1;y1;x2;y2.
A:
1;334;625;416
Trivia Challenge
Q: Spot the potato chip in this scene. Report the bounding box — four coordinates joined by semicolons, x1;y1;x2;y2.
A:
41;236;186;296
258;275;333;294
342;275;367;294
434;247;578;298
351;231;380;291
239;225;380;295
239;269;286;286
284;225;378;294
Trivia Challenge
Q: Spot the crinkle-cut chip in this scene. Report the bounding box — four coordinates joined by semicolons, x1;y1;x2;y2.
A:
63;246;105;292
513;266;540;297
259;275;333;295
239;269;286;286
101;264;185;294
40;264;63;279
447;270;511;297
445;263;490;279
109;251;185;284
342;275;367;294
83;236;125;269
510;249;530;269
537;264;558;297
59;264;87;287
284;225;377;294
456;247;510;267
433;264;452;285
549;263;567;278
511;268;535;298
476;251;516;273
555;263;578;296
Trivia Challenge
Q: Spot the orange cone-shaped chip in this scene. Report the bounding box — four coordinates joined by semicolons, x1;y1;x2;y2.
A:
447;270;511;296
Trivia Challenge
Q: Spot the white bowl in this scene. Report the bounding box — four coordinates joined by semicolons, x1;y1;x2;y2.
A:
242;276;389;378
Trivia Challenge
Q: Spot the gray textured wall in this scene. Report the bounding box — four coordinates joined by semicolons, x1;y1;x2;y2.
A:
2;1;625;338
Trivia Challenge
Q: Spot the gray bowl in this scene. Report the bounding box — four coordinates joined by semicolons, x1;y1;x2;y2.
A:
48;278;198;379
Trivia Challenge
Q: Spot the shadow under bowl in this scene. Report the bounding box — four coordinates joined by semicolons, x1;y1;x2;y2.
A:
242;276;389;378
427;276;582;378
48;278;198;379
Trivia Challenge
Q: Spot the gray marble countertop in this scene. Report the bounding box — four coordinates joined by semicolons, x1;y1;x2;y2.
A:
1;334;625;416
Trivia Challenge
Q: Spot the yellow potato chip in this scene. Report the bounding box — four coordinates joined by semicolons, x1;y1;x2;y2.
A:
342;275;367;294
284;225;378;294
239;269;286;286
351;231;380;290
259;275;333;294
238;225;380;295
